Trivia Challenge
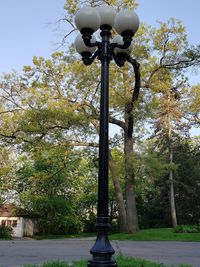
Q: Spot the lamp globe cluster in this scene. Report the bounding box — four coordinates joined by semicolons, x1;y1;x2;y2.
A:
74;5;139;57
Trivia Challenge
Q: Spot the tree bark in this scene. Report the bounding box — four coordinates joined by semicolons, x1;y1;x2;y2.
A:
109;150;127;232
167;93;178;228
124;134;139;233
169;148;178;227
122;60;141;233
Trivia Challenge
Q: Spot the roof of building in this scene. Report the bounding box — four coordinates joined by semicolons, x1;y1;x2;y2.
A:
0;204;17;217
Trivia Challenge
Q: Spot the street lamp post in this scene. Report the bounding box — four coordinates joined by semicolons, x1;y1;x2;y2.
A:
74;5;139;267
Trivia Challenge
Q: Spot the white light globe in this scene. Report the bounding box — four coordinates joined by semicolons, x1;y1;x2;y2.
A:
75;34;97;54
112;35;133;55
114;10;139;36
75;6;101;33
97;5;116;27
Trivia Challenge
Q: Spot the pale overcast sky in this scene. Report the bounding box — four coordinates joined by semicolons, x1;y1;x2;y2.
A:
0;0;199;78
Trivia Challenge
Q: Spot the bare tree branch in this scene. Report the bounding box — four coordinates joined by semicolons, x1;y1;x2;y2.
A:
109;116;126;130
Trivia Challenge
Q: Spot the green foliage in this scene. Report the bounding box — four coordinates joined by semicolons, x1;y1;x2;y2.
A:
134;141;170;228
29;196;82;234
189;84;200;113
13;143;87;234
33;232;95;240
152;18;186;54
188;84;200;125
0;225;12;239
174;225;200;234
0;197;4;205
173;142;200;225
135;138;200;228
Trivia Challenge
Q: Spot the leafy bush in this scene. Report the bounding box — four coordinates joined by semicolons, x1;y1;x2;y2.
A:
30;196;83;235
0;225;13;238
174;225;200;233
82;212;96;233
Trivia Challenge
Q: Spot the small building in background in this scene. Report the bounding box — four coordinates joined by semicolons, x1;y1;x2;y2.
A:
0;204;38;237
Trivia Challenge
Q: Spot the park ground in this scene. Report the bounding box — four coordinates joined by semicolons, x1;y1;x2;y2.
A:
0;239;199;266
0;238;200;266
1;228;200;267
33;228;200;242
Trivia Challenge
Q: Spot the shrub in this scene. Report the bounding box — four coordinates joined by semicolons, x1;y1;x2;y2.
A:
0;225;13;238
29;196;83;235
174;225;200;233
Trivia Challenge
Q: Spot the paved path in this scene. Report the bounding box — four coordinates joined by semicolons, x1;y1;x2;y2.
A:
0;238;199;267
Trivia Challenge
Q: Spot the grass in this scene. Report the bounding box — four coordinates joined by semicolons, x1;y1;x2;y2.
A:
23;261;68;267
33;232;95;240
22;256;192;267
32;228;200;242
110;227;200;242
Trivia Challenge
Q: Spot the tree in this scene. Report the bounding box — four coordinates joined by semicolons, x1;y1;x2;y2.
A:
133;140;170;228
152;79;190;227
0;146;18;203
109;148;127;232
188;84;200;126
13;142;84;233
173;140;200;225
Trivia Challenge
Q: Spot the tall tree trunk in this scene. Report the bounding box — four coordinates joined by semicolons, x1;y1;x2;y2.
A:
109;151;127;232
167;93;178;227
169;147;178;227
124;132;139;233
122;60;140;233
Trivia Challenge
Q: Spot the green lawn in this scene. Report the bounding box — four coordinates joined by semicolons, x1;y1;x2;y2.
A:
110;228;200;242
33;232;96;240
22;256;192;267
33;228;200;242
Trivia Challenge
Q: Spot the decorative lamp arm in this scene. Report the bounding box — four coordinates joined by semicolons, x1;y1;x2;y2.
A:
81;50;99;65
82;33;101;49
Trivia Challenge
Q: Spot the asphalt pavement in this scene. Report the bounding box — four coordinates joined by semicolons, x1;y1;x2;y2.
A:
0;238;199;267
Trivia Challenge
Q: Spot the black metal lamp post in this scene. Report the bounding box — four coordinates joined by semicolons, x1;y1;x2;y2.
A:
74;5;139;267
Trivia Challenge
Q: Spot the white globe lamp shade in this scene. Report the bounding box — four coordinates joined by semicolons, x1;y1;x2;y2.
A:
97;5;116;27
75;34;97;54
75;6;101;33
114;10;139;36
112;35;133;55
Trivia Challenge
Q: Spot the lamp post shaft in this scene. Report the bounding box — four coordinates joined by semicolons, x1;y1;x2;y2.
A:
88;28;117;267
74;6;140;267
98;30;109;217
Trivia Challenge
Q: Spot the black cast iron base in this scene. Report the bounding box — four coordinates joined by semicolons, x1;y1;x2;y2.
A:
87;220;117;267
88;249;117;267
88;257;117;267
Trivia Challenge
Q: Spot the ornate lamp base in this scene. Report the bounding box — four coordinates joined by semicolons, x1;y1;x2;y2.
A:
87;219;117;267
88;257;117;267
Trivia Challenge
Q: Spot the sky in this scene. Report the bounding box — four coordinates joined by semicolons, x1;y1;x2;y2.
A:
0;0;66;73
0;0;200;76
138;0;200;46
